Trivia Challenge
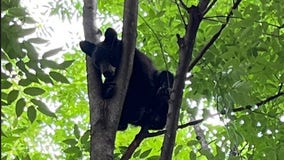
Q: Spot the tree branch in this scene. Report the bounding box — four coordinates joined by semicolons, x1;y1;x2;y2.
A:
138;14;169;70
120;89;283;158
160;1;209;159
188;0;243;72
232;92;284;112
120;127;149;160
203;0;218;16
174;0;187;28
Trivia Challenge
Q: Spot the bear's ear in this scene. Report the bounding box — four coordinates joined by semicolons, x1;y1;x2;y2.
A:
79;41;96;57
104;28;118;44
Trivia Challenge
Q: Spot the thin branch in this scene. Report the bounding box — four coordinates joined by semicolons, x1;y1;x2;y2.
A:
278;83;283;94
179;0;189;11
150;91;283;138
205;15;283;29
193;120;210;150
138;14;169;70
203;0;218;16
232;92;284;112
188;0;243;72
175;0;187;28
252;110;280;120
120;128;149;160
121;89;283;158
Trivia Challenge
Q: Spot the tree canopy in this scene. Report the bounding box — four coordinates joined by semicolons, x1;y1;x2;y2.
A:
1;0;283;159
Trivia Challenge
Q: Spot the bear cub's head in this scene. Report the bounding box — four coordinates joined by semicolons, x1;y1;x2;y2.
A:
79;28;122;80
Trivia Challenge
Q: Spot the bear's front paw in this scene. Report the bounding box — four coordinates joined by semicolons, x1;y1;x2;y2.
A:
102;82;116;99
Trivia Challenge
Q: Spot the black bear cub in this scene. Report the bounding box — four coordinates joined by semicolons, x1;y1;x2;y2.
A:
80;28;174;130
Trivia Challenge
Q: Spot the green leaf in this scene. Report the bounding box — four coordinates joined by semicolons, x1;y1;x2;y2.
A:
18;28;36;37
63;139;78;146
24;87;45;96
80;130;90;144
174;144;183;156
190;151;196;160
26;72;39;83
1;80;12;89
49;71;69;83
31;99;56;118
147;156;160;160
16;98;25;117
7;90;19;104
22;41;38;60
133;149;141;158
58;60;75;69
42;48;62;59
63;146;80;154
8;7;26;17
18;79;33;86
5;63;12;72
39;59;59;69
27;106;37;123
74;124;80;139
139;149;152;159
199;149;214;159
187;140;199;146
16;60;28;72
24;17;37;24
28;38;48;44
36;71;54;84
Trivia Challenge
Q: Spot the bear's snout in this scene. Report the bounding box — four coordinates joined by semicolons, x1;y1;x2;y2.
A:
100;63;116;79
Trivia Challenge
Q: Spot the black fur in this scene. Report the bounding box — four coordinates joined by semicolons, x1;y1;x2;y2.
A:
80;28;174;130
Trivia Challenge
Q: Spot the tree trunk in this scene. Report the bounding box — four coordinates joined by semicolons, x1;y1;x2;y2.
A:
160;1;209;159
82;0;138;159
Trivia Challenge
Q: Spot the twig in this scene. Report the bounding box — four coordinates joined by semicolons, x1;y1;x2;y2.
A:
120;127;149;160
203;0;218;16
188;0;243;72
178;0;189;11
175;0;187;28
232;92;284;112
121;90;283;158
138;14;169;70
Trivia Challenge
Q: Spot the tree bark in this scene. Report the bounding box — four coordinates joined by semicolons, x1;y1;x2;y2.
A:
82;0;138;159
160;1;209;159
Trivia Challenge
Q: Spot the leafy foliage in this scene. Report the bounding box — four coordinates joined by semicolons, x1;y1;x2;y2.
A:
1;0;283;159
